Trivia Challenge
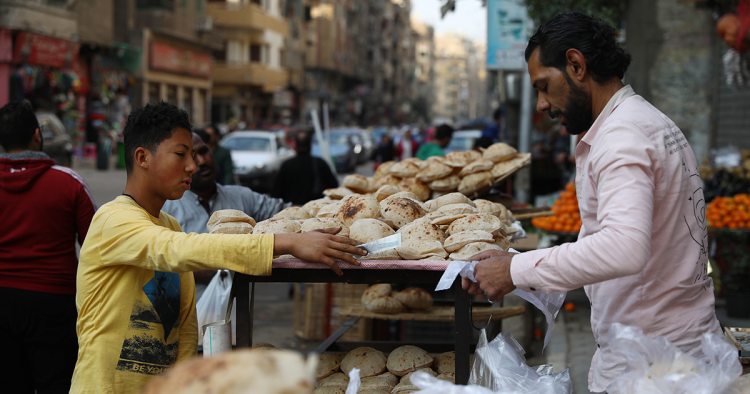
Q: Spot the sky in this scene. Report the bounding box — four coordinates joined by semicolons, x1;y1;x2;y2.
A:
411;0;487;44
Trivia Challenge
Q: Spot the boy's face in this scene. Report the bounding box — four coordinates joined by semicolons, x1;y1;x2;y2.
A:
148;127;197;201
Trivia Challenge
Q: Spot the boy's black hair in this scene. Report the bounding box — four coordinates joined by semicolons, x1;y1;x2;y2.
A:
122;101;192;174
0;101;40;151
525;12;631;84
474;136;494;150
295;128;313;151
435;124;454;141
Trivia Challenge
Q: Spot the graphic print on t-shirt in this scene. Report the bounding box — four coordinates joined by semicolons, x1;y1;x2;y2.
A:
116;271;181;375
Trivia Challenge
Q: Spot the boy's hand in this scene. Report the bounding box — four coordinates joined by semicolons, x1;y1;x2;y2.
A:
274;227;366;276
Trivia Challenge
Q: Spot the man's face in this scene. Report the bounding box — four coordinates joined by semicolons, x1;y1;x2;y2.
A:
190;134;217;191
205;127;219;145
528;48;592;135
148;127;198;201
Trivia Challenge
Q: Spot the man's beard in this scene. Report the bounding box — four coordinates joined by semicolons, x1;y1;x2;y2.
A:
549;76;592;135
190;165;214;192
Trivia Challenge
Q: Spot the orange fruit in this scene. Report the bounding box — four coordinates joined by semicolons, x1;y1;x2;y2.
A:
564;302;575;312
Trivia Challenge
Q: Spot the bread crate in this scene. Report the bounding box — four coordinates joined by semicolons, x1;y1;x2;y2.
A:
293;283;371;341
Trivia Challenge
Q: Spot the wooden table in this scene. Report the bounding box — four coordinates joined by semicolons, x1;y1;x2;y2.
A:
234;260;477;384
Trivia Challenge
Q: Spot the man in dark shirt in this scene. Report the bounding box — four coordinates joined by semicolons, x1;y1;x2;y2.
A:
205;124;234;185
273;130;338;205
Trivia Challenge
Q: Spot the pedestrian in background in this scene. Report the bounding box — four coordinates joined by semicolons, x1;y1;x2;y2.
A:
371;133;395;167
204;124;234;185
395;129;418;160
482;107;505;142
273;129;338;205
416;124;454;160
0;101;96;393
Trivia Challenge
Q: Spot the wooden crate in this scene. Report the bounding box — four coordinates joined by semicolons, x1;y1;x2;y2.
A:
293;283;371;341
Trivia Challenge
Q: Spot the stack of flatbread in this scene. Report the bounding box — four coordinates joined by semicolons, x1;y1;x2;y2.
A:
361;284;433;314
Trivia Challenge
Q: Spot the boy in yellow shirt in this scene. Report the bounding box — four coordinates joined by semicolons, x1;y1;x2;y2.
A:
70;102;365;394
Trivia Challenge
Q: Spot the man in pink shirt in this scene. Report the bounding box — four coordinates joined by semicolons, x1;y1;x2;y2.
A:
463;13;721;392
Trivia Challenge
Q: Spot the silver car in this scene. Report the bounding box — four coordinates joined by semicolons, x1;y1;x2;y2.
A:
220;131;294;192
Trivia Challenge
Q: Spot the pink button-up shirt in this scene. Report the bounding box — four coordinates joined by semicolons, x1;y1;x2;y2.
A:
510;85;721;392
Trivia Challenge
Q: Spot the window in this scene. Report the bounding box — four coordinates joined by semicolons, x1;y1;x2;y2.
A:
148;83;160;103
196;0;203;13
183;88;193;120
167;85;177;104
250;45;261;62
213;41;226;62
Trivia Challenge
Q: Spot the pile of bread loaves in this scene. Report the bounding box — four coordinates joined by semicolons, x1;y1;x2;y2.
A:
360;284;433;314
314;345;457;394
205;188;517;262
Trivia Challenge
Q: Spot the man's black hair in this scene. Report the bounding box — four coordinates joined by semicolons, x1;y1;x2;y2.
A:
474;136;494;150
493;108;502;121
193;129;211;144
0;101;40;151
524;12;631;84
435;124;454;141
295;128;313;152
122;101;192;174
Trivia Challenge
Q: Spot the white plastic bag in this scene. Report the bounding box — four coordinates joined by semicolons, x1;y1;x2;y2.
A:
195;270;236;345
604;323;743;394
345;368;361;394
469;329;572;394
411;371;510;394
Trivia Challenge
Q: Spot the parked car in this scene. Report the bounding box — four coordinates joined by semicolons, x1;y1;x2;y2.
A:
444;130;482;153
220;131;294;192
356;129;375;162
0;113;74;166
312;130;358;173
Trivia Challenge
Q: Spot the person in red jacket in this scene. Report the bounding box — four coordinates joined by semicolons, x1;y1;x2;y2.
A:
0;101;96;393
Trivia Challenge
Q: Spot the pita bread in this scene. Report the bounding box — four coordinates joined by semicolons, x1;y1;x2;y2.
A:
432;351;455;374
341;347;388;378
466;150;482;163
374;185;401;202
388;191;423;204
430;190;450;200
357;391;389;394
335;194;381;227
397;178;430;202
360;373;398;391
483;143;517;163
443;230;495;252
140;349;314;394
316;201;343;218
300;218;350;237
443;151;473;168
350;219;396;244
397;217;446;244
449;241;502;261
394;287;433;310
379;197;428;229
435;203;479;216
207;209;256;232
316;354;342;379
448;214;504;236
436;372;455;383
364;249;401;260
389;161;420;178
494;234;511;250
427;174;459;192
375;174;402;188
209;221;254;234
491;160;518;178
374;161;396;180
250;342;276;350
399;368;437;384
313;388;345;394
396;241;448;260
323;187;354;200
272;206;312;220
362;284;392;304
387;346;433;377
318;372;349;388
415;161;453;183
424;155;447;164
364;296;404;314
253;218;302;234
458;171;492;195
426;193;476;212
302;199;334;217
430;214;469;226
343;174;371;193
459;159;495;177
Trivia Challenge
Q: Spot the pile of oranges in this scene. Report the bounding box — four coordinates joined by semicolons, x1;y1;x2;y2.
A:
706;194;750;229
531;182;583;234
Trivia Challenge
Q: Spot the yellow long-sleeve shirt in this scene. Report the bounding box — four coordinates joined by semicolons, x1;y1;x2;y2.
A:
71;196;274;394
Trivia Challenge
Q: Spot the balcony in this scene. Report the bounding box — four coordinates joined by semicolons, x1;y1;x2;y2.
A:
207;2;288;38
213;62;288;93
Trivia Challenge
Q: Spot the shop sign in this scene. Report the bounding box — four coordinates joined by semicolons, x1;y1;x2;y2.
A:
486;0;531;70
149;42;211;78
13;32;80;69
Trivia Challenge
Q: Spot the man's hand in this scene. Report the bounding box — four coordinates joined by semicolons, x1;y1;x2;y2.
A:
274;227;366;276
461;250;517;302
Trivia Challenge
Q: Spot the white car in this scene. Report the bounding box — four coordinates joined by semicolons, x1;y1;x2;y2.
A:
444;130;482;153
220;131;294;192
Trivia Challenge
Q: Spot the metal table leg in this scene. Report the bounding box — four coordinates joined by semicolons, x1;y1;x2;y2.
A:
454;278;471;385
313;317;361;354
235;277;251;347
